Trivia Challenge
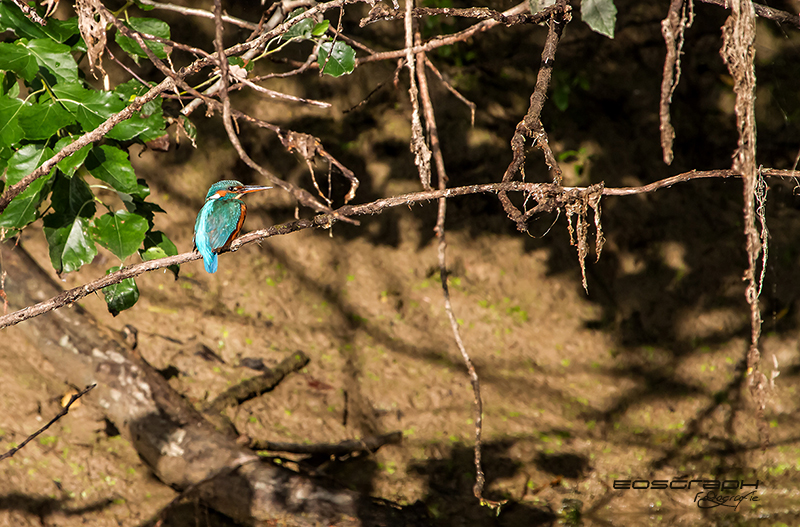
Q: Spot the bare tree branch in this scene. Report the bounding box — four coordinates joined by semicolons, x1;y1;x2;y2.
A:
1;168;797;331
356;2;544;65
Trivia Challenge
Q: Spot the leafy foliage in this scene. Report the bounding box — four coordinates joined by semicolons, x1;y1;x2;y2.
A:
0;3;170;314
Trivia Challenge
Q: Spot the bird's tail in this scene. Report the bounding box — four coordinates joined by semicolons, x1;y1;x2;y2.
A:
204;252;218;273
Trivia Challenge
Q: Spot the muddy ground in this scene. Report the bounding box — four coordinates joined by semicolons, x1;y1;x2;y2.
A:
3;0;800;526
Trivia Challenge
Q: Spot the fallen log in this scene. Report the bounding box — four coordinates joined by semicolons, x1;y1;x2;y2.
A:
1;242;422;526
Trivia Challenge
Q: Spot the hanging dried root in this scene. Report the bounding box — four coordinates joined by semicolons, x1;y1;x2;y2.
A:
564;183;605;293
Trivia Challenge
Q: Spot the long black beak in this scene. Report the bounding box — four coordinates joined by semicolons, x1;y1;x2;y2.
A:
237;185;272;196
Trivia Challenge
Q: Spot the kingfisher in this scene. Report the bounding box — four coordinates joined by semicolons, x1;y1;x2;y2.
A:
193;180;271;273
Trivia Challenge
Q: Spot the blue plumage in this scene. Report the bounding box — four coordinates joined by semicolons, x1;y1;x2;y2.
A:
193;180;271;273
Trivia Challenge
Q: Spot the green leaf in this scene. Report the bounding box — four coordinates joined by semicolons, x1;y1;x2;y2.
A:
43;216;96;274
142;230;177;258
48;173;96;220
18;99;76;140
0;94;24;146
52;82;119;129
141;246;167;260
141;229;179;276
581;0;616;38
102;266;140;316
312;21;330;37
85;145;137;193
1;71;20;97
25;39;80;84
0;42;38;82
43;175;97;274
53;82;165;142
115;18;171;61
54;135;92;177
92;210;149;261
0;3;79;42
318;41;355;77
282;9;314;41
0;144;55;228
112;80;166;142
132;0;156;10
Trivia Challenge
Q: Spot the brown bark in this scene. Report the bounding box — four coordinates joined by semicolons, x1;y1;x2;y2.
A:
0;243;424;526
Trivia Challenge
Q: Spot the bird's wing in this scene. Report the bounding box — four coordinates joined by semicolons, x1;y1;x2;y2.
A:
204;200;245;252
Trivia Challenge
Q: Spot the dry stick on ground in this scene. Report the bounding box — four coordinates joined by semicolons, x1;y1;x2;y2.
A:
251;431;403;456
498;0;570;231
204;351;310;414
0;384;96;462
414;29;502;510
721;0;770;447
3;168;798;331
659;0;693;165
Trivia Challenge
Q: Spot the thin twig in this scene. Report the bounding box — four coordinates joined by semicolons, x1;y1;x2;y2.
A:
9;0;47;26
136;0;259;30
415;27;501;509
0;384;96;461
360;4;542;26
425;58;476;126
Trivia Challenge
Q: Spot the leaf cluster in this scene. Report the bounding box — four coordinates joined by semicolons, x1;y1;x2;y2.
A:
0;4;173;315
